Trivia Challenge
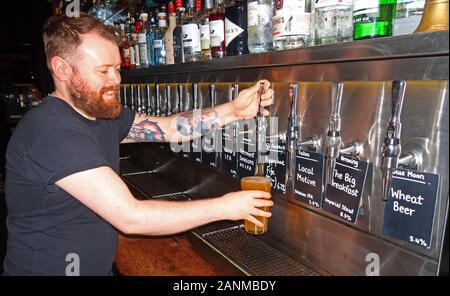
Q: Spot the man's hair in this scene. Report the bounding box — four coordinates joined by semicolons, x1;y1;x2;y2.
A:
43;12;119;72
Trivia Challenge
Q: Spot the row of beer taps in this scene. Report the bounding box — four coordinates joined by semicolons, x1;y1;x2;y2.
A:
120;80;422;202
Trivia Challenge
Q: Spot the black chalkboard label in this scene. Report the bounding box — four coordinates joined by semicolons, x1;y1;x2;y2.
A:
323;155;369;223
383;169;439;249
237;123;257;178
294;150;325;208
202;131;218;167
264;140;287;194
222;124;237;177
190;137;202;163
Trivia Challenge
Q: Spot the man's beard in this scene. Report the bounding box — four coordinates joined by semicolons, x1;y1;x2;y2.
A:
68;74;122;119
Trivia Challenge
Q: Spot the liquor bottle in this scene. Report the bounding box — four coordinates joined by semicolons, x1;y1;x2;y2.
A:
121;33;131;69
138;13;150;67
315;0;353;45
247;0;273;53
272;0;314;50
129;18;136;69
165;1;176;64
173;1;185;63
393;0;425;35
182;0;202;62
200;0;213;60
154;9;167;65
209;0;227;58
148;13;158;65
414;0;449;32
225;0;249;56
353;0;398;40
132;18;141;68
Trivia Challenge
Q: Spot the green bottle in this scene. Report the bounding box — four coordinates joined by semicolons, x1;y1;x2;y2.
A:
353;0;397;40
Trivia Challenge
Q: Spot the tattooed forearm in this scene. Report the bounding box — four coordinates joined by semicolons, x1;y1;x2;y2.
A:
175;108;219;137
126;118;166;143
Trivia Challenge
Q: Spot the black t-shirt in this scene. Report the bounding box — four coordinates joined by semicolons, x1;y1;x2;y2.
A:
3;96;135;275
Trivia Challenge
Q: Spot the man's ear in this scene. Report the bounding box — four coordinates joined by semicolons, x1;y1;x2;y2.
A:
51;56;73;82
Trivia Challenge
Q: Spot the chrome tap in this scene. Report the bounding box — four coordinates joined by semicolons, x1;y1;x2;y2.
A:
177;84;184;113
380;80;421;201
192;83;199;110
209;84;216;108
136;84;142;113
122;85;128;108
145;84;152;115
155;83;161;117
165;85;172;116
325;81;344;186
130;84;135;111
257;82;267;168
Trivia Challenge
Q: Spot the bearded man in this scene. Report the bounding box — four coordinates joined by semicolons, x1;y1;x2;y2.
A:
3;13;273;276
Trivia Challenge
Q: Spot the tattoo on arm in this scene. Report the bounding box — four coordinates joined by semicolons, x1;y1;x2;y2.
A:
175;108;219;137
126;118;166;143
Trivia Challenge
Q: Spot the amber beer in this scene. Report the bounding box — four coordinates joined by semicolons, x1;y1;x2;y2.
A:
240;176;272;235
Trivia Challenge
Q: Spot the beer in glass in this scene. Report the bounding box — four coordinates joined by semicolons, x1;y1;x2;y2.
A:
240;176;272;235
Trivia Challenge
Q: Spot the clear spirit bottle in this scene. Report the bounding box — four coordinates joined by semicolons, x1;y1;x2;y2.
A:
272;0;314;50
247;0;273;53
315;0;353;45
182;0;202;62
154;10;167;65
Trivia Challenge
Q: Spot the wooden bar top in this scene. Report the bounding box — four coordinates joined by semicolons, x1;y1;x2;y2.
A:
114;232;242;276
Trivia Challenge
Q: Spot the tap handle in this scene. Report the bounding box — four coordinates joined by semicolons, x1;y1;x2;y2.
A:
177;84;184;112
192;83;199;110
136;84;142;112
391;80;406;121
165;85;172;116
232;83;239;101
332;81;344;117
145;84;152;114
155;83;161;116
209;84;216;107
288;82;299;149
123;85;128;108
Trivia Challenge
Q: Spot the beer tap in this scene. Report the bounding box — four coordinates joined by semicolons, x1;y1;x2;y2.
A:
256;82;267;176
177;84;184;113
122;85;128;108
136;84;142;113
324;81;364;186
155;83;161;117
145;84;152;115
192;83;199;110
130;84;135;111
380;80;421;201
287;82;299;173
165;85;172;116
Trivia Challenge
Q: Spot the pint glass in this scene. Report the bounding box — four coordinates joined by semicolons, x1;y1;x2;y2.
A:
240;176;272;235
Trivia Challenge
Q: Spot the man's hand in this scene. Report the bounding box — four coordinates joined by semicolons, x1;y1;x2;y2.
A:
218;190;273;226
232;80;273;120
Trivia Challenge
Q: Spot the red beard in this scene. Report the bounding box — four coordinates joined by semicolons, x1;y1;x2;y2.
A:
68;74;122;119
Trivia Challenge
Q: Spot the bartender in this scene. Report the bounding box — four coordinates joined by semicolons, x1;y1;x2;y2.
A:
3;12;273;276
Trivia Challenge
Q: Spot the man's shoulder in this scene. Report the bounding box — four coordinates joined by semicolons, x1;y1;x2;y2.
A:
19;96;87;133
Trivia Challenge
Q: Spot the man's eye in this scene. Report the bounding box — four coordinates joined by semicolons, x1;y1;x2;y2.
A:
100;70;108;74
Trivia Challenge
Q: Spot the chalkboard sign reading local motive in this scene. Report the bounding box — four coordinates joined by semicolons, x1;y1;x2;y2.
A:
294;150;325;208
323;155;369;223
383;169;439;249
264;140;287;194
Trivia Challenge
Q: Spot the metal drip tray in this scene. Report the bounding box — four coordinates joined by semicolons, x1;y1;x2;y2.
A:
196;226;319;276
195;221;240;236
123;173;180;197
120;159;148;176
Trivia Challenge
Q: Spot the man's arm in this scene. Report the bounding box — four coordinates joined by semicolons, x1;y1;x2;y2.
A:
55;166;272;235
121;80;273;144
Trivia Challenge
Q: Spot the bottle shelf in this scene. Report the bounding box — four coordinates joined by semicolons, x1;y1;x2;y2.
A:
121;30;449;79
